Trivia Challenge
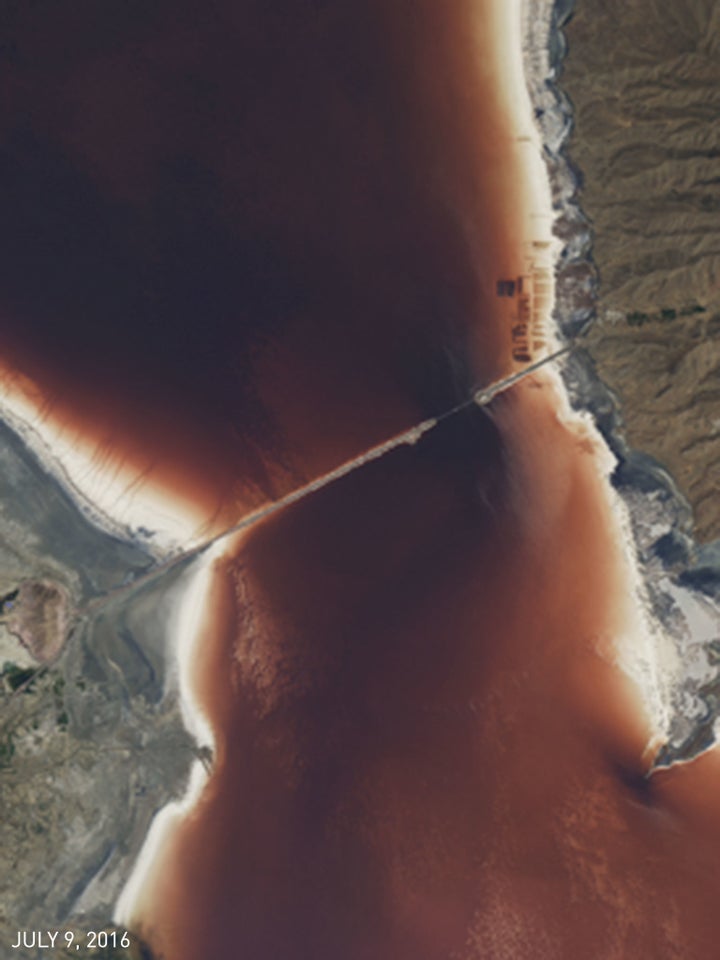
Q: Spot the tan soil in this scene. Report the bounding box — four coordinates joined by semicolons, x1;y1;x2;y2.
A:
563;0;720;540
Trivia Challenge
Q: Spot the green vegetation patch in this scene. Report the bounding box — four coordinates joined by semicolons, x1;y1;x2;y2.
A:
626;304;706;327
1;661;37;692
0;732;15;767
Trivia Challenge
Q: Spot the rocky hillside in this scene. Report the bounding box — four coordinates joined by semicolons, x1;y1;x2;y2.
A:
563;0;720;540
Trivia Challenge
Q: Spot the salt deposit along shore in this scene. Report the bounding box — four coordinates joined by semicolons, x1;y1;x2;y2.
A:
112;538;222;929
0;363;214;558
472;0;677;770
110;0;567;931
121;3;720;958
113;0;679;955
2;0;720;955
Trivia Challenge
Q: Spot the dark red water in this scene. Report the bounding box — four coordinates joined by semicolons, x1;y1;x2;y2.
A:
0;0;522;533
3;1;720;958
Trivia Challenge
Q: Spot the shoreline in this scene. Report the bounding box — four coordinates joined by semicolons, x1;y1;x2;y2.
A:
0;364;205;560
537;0;720;763
113;539;222;929
516;0;679;745
107;1;720;950
0;0;717;946
111;0;675;943
110;0;577;940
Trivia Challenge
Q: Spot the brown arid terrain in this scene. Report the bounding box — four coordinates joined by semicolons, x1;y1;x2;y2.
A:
3;580;71;662
563;0;720;540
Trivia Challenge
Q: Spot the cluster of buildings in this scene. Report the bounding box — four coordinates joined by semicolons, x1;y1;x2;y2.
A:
496;241;553;363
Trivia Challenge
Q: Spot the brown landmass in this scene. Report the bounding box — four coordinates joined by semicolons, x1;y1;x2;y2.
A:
563;0;720;540
3;580;70;662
